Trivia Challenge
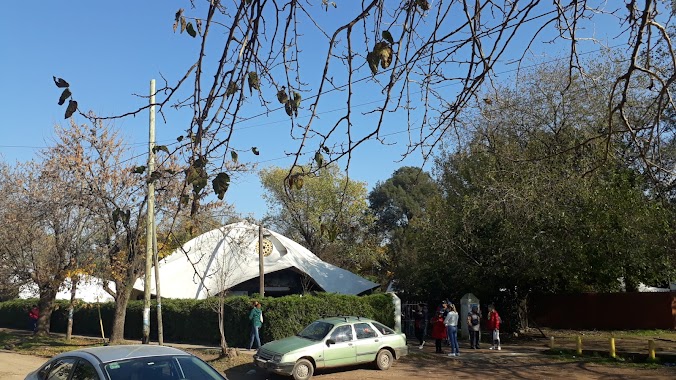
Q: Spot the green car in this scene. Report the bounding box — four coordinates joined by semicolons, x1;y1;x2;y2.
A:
253;316;408;380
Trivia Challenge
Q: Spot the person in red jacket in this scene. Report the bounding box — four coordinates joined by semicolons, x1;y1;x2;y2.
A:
430;310;447;353
487;304;501;350
28;305;39;333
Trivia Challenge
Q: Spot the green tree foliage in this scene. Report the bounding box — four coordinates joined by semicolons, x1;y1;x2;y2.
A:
260;164;381;275
397;60;676;324
369;166;439;231
368;167;440;280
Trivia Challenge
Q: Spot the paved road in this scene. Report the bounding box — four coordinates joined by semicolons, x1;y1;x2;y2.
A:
0;351;47;380
3;347;675;380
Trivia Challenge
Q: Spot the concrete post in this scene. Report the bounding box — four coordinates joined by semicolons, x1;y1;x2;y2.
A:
389;292;402;333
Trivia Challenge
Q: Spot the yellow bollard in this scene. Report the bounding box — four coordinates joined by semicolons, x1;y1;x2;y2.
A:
609;337;616;359
576;335;583;356
550;336;555;350
648;340;656;361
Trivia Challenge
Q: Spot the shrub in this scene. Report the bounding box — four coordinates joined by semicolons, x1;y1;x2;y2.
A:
0;293;395;347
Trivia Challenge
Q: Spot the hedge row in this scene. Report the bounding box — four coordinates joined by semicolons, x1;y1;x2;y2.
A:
0;293;395;347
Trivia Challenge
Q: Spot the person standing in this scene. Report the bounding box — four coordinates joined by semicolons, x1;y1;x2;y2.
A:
487;304;501;350
439;300;449;318
422;304;429;342
413;304;425;349
467;305;481;349
444;303;460;356
430;311;447;353
248;301;263;350
28;305;39;333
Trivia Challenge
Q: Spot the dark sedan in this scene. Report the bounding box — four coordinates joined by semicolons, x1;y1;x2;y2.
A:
24;344;225;380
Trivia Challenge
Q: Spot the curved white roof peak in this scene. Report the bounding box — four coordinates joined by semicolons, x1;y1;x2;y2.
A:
133;221;379;298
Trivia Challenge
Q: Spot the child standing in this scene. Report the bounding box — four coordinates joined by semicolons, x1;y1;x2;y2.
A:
487;304;501;350
467;305;481;349
431;311;447;353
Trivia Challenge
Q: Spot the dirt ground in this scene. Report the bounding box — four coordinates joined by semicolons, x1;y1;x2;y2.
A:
222;347;676;380
3;344;675;380
219;333;676;380
0;350;47;379
3;329;675;380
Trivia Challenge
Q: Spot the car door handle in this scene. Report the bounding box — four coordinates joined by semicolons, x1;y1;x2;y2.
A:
348;343;353;346
375;339;379;342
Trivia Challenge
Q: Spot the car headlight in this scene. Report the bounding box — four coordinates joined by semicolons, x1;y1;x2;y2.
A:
272;354;282;363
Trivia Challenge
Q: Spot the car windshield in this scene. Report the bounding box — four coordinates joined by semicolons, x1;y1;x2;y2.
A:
297;321;334;341
104;355;224;380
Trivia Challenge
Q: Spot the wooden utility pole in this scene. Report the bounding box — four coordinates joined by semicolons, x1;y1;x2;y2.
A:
153;220;164;345
66;276;78;342
259;224;265;298
142;79;156;344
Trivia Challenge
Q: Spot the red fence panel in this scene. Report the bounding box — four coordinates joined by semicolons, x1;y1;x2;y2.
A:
530;292;676;330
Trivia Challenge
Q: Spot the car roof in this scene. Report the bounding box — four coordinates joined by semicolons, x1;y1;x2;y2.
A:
317;316;376;324
55;344;190;364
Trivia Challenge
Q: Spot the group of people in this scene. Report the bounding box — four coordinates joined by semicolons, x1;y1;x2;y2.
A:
413;301;501;357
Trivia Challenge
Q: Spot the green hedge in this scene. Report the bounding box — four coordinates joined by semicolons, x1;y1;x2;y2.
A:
0;293;395;347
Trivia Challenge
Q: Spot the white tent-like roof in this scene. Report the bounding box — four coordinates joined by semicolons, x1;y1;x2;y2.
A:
133;222;379;298
19;276;116;303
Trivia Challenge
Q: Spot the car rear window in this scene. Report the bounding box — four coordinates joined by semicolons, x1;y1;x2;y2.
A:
297;321;334;340
373;322;396;335
176;356;224;380
104;356;180;380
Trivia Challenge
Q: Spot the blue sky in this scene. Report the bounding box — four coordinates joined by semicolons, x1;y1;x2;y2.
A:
0;1;626;219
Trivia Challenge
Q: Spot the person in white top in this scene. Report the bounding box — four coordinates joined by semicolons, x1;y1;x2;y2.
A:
444;303;460;356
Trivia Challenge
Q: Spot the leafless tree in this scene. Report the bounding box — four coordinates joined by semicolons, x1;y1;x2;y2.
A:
44;119;185;343
173;223;254;357
54;1;675;210
0;146;98;335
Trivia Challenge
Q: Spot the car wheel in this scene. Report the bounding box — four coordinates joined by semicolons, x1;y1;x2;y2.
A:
292;358;314;380
375;349;393;370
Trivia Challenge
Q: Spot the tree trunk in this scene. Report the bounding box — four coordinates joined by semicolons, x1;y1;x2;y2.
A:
218;299;227;356
516;296;529;331
66;277;78;342
624;274;639;292
35;285;58;336
109;283;133;344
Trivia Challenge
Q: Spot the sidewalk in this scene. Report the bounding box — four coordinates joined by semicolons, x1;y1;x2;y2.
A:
0;327;256;355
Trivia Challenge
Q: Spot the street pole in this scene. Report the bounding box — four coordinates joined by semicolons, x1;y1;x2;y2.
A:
142;79;156;344
153;217;163;345
259;224;264;298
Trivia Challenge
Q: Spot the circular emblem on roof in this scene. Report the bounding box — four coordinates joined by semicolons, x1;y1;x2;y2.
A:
256;238;274;257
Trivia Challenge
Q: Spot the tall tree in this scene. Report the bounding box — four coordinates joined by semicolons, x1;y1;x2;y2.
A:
368;166;440;278
260;164;380;273
400;59;676;326
369;167;439;231
48;119;183;343
0;163;28;301
0;154;96;335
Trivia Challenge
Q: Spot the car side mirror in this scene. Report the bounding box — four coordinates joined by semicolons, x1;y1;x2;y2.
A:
326;339;336;346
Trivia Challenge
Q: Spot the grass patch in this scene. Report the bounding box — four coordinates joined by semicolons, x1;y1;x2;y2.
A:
543;348;666;369
0;330;104;357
